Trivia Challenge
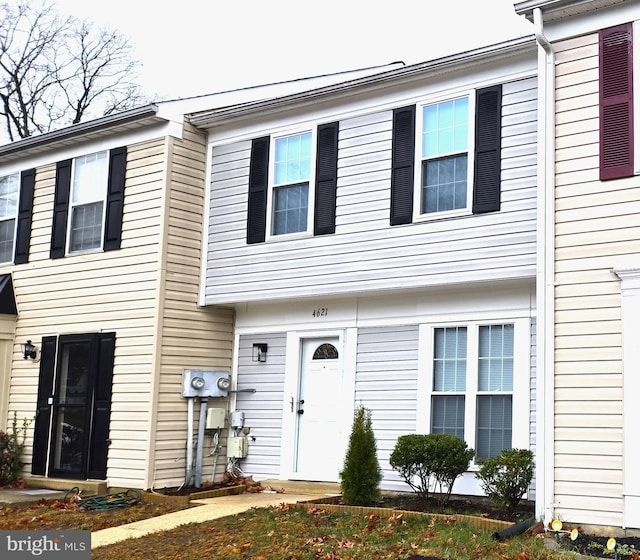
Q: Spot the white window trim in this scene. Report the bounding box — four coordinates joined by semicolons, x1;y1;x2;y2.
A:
417;317;530;468
265;129;317;241
66;151;109;255
0;172;19;264
413;91;476;223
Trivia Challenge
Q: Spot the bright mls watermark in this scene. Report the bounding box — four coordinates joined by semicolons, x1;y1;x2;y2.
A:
1;531;90;559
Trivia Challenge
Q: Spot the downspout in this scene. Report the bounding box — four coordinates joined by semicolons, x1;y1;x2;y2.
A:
533;7;556;526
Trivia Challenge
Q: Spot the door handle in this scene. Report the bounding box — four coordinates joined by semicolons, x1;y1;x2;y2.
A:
297;399;305;415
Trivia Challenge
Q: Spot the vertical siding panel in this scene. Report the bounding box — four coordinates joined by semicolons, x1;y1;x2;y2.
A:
554;32;626;527
153;123;234;488
355;325;419;487
235;333;286;479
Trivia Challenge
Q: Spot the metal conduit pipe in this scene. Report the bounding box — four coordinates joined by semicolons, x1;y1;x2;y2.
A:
195;397;208;488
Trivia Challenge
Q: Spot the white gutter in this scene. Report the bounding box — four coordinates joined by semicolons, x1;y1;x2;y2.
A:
533;6;556;525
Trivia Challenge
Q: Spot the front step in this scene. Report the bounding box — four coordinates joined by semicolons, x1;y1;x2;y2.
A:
260;479;341;495
24;476;107;496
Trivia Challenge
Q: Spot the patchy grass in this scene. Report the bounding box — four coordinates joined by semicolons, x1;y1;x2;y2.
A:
0;498;189;531
90;503;564;560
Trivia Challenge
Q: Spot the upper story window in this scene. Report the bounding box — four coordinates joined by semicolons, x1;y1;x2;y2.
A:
50;146;127;259
0;169;35;265
421;97;470;214
246;122;339;244
69;152;108;252
428;321;518;461
0;173;19;263
390;85;502;226
272;132;312;236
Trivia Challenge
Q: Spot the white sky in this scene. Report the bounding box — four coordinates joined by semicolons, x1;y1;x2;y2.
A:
55;0;534;101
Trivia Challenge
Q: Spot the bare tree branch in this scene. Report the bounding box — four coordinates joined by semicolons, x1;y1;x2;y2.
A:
0;0;147;141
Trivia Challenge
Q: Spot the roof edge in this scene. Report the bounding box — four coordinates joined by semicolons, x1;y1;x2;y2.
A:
190;36;536;128
0;104;160;158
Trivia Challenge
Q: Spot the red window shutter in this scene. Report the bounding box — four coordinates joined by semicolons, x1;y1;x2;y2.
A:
600;23;634;181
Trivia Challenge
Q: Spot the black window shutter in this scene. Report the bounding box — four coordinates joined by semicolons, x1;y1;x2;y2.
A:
390;105;416;225
31;336;57;475
314;121;339;235
50;159;72;259
14;168;35;264
104;146;127;251
247;137;270;244
600;23;634;181
87;332;116;480
473;85;502;214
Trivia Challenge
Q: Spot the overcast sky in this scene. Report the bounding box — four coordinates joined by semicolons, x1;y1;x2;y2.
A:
55;0;534;101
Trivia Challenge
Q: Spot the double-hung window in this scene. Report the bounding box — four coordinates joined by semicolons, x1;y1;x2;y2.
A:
427;321;521;461
271;132;313;236
0;173;19;263
69;152;108;252
50;146;126;259
390;86;502;225
246;123;338;244
421;97;470;214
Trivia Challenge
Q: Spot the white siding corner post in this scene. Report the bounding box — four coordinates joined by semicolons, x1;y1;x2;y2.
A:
614;267;640;529
533;6;556;526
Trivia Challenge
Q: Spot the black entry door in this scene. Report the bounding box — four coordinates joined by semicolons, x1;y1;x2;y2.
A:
31;332;115;480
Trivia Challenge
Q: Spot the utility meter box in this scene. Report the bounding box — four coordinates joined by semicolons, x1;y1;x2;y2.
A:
206;408;226;430
228;436;248;459
182;370;230;398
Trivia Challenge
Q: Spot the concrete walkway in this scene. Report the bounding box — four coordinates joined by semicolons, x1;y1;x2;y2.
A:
0;480;340;550
91;491;320;549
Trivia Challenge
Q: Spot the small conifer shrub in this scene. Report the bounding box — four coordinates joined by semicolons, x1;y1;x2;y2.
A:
339;406;382;506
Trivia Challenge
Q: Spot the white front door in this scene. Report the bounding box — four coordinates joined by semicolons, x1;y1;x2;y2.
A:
294;337;343;481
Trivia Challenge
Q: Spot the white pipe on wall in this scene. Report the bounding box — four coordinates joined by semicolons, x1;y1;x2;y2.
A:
533;6;556;526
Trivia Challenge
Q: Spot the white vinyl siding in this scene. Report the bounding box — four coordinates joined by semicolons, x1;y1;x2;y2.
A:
205;76;537;305
354;325;419;489
554;31;627;527
234;333;287;479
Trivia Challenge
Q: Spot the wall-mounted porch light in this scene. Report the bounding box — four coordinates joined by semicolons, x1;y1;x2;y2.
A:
21;340;37;360
252;343;268;363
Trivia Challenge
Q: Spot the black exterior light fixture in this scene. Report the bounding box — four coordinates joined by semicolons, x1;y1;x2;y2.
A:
21;340;37;360
252;343;268;363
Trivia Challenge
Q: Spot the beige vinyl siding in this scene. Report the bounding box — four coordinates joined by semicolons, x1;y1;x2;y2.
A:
0;316;16;430
152;123;234;489
6;138;167;486
205;77;538;305
553;31;629;526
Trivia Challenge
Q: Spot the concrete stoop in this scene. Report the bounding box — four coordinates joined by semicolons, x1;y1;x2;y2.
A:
23;476;108;496
259;479;341;496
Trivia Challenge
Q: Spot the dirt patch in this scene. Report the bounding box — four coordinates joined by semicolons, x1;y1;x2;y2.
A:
379;493;535;523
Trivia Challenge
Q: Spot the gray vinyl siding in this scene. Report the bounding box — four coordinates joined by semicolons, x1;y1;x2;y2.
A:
205;77;537;305
234;333;287;479
354;325;419;487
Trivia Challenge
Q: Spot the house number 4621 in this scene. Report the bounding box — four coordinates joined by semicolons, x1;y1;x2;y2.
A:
312;308;328;318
